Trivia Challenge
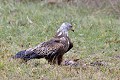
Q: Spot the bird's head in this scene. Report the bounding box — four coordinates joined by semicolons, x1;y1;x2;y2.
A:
57;22;74;33
56;22;74;37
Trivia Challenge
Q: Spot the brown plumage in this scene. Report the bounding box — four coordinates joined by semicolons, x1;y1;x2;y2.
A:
13;22;74;65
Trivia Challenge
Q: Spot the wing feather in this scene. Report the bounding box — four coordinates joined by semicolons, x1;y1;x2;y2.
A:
32;38;65;57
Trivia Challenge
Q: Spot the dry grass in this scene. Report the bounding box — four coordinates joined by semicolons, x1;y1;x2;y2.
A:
0;0;120;80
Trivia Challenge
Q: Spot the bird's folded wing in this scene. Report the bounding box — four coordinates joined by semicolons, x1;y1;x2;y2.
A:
32;39;65;56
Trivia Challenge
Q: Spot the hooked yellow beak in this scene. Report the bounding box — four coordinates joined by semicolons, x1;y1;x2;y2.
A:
71;29;74;32
71;27;74;32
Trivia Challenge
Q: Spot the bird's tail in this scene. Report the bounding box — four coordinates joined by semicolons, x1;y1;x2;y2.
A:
12;48;43;61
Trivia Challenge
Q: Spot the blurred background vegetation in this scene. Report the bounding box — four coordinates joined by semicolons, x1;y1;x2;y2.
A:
1;0;120;17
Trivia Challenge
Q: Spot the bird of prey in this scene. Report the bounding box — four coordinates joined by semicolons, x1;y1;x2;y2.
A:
13;22;74;65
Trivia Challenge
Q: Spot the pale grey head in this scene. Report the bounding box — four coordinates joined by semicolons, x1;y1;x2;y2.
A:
57;22;74;36
57;22;74;33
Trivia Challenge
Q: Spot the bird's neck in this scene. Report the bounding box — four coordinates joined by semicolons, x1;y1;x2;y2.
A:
56;31;68;37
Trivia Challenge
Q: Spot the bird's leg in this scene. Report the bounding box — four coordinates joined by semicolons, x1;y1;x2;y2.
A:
57;55;63;65
48;59;54;65
52;56;57;64
47;59;51;64
47;55;63;65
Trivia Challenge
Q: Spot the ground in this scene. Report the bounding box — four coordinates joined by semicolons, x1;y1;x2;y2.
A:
0;0;120;80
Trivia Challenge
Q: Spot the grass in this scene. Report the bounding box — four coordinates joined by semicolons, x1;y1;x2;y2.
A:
0;0;120;80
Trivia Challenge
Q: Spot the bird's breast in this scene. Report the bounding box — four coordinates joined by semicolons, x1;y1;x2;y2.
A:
60;37;70;51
